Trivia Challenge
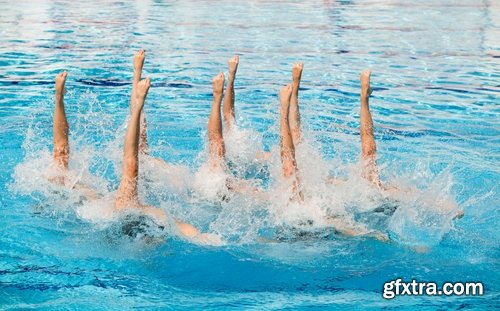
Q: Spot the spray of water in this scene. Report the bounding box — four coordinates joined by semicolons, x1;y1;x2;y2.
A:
10;93;463;248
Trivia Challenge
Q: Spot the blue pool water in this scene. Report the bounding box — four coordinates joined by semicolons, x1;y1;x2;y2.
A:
1;0;499;309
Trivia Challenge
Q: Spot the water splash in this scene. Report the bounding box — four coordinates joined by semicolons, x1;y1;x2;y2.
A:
11;93;463;249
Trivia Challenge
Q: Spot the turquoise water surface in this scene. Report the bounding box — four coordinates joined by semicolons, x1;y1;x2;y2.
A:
1;0;499;309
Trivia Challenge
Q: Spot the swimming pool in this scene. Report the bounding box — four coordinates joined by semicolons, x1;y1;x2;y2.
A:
1;0;499;309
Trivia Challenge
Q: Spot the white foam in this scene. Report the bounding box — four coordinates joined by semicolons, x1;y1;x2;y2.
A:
11;93;463;248
193;162;230;201
76;196;115;224
224;124;263;165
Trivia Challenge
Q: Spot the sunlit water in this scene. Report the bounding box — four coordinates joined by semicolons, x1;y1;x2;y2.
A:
1;0;499;309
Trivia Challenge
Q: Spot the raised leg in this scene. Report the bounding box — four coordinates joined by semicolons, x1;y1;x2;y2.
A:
208;72;226;170
53;71;69;170
280;84;304;202
223;55;239;129
359;69;381;187
115;78;151;210
130;50;149;155
289;63;303;146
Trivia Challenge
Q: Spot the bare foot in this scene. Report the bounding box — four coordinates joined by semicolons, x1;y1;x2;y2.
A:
360;69;373;97
135;78;151;111
133;50;145;74
212;72;225;96
55;71;67;96
292;62;303;85
228;55;239;82
280;84;293;111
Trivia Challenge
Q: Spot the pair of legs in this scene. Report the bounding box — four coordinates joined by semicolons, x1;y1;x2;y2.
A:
114;49;153;210
279;63;305;201
207;56;239;170
114;77;150;210
130;50;149;155
115;52;213;239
